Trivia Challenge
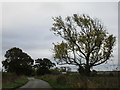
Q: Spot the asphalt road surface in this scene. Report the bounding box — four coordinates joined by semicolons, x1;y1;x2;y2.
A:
16;77;52;90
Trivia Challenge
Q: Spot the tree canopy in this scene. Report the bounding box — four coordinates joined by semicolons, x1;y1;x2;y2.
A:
51;14;116;75
2;47;34;75
34;58;55;75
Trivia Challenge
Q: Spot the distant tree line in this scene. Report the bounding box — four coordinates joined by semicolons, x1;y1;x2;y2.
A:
2;47;56;76
34;58;55;75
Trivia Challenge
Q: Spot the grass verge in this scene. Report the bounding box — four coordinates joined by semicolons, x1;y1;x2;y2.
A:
2;75;28;90
36;74;119;88
36;75;74;88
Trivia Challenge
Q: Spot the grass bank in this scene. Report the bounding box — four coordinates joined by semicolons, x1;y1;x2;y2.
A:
2;72;28;90
36;73;119;88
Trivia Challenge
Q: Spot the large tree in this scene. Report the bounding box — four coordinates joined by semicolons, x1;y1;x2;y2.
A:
34;58;55;75
2;47;34;76
51;14;116;76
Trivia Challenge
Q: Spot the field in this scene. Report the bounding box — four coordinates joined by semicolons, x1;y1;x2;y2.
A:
37;73;119;89
2;72;28;90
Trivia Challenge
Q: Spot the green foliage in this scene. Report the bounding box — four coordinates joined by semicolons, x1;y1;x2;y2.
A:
51;14;116;75
53;42;68;62
2;47;34;76
50;68;61;75
34;58;55;75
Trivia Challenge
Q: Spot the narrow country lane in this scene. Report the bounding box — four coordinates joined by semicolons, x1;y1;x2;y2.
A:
16;77;52;90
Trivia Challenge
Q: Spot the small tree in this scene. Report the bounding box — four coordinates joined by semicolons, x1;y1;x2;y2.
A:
2;47;34;76
34;58;55;75
51;14;116;76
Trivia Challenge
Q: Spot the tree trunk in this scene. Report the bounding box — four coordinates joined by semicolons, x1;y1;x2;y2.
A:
78;65;91;76
85;57;91;76
78;65;85;75
85;65;91;76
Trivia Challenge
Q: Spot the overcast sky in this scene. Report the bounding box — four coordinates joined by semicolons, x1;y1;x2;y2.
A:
1;2;118;71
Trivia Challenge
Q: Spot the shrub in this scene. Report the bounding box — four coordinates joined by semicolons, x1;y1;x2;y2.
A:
50;68;61;75
36;68;51;75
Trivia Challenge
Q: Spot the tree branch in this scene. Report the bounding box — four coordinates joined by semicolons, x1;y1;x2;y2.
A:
93;59;108;66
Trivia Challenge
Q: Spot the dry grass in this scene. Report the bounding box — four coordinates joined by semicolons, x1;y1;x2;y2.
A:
2;72;18;86
2;72;28;89
36;73;119;88
88;76;119;88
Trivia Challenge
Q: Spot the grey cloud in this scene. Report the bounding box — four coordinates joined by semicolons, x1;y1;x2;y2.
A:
2;2;118;71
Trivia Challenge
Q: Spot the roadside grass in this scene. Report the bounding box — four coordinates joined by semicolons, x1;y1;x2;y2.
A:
36;74;74;88
36;73;119;88
2;72;28;90
36;74;96;88
88;76;119;88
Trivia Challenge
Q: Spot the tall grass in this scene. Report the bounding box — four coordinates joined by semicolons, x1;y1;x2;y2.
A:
36;73;119;88
88;76;119;88
2;72;28;90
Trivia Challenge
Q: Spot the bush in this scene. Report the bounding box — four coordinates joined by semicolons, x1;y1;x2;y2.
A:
36;68;51;75
50;68;61;75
